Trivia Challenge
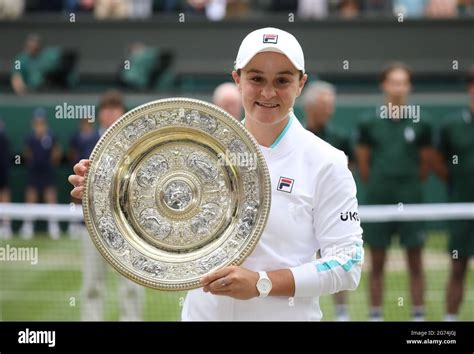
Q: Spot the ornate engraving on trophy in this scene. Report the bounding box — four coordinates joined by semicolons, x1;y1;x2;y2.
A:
83;99;270;290
163;180;193;210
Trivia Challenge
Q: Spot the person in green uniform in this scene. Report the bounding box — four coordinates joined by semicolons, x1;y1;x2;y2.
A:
10;33;62;95
303;80;353;321
435;67;474;321
355;62;432;321
119;42;159;90
11;33;43;95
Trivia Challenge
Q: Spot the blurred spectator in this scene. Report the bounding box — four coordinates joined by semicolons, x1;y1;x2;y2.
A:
355;62;432;321
0;119;12;240
297;0;328;19
130;0;153;18
20;108;62;240
11;34;78;95
392;0;426;18
76;90;145;321
160;0;181;12
185;0;228;21
119;42;160;90
69;119;100;166
302;80;352;321
119;41;175;90
459;0;474;16
303;81;352;161
436;67;474;321
67;119;100;238
205;0;226;21
337;0;360;18
95;0;129;19
186;0;208;12
64;0;95;13
11;33;44;95
425;0;458;18
0;0;25;19
92;0;153;19
182;0;249;20
363;0;393;16
225;0;250;19
212;82;242;120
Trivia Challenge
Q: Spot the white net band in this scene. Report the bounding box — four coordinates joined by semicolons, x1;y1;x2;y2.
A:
1;202;473;222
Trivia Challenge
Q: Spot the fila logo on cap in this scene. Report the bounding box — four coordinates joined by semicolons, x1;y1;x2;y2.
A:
263;34;278;44
277;177;294;193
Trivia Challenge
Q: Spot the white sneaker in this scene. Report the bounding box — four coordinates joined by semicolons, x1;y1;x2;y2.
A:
412;315;425;322
68;223;79;240
0;225;5;240
336;313;350;322
20;222;34;240
369;315;383;322
2;225;12;240
48;221;61;240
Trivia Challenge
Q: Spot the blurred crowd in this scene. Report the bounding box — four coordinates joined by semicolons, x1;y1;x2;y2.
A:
9;34;173;95
0;0;474;20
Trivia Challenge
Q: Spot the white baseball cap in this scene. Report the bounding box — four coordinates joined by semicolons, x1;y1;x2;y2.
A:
234;27;305;74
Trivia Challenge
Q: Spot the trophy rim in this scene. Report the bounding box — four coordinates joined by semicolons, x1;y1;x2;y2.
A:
82;97;271;290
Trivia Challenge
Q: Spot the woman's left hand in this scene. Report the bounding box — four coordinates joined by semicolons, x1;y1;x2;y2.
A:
200;265;260;300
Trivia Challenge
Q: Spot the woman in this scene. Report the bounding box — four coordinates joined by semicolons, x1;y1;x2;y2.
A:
69;27;364;321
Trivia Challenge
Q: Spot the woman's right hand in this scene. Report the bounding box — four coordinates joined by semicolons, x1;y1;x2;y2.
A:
68;159;90;199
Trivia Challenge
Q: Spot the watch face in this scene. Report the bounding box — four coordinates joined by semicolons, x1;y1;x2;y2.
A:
258;278;271;293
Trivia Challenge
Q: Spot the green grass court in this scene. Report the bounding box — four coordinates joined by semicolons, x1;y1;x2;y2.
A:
1;233;473;321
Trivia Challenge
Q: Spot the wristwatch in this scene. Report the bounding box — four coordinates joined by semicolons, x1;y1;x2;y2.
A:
256;271;272;297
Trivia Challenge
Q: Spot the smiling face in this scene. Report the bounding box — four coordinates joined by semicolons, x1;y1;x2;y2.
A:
232;52;307;126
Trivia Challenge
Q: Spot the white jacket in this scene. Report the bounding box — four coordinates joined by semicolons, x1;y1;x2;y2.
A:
182;114;364;321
